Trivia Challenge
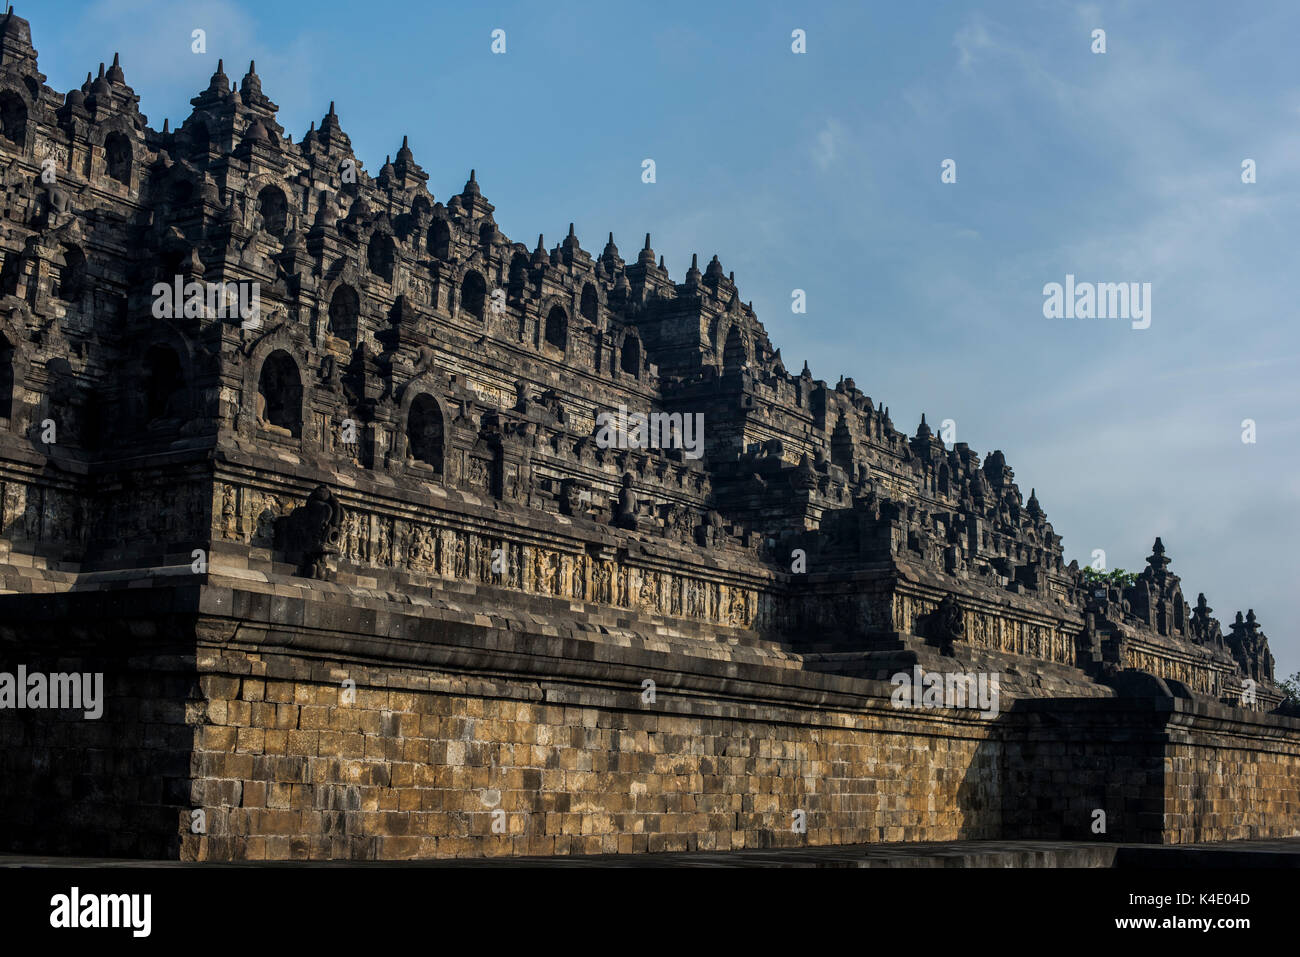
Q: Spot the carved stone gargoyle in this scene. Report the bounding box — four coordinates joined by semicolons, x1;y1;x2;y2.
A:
279;485;345;581
921;594;964;656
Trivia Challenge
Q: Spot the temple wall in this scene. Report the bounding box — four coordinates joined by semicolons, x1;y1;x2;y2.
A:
1002;699;1300;844
0;630;197;859
4;583;1298;861
180;648;1003;861
1162;708;1300;843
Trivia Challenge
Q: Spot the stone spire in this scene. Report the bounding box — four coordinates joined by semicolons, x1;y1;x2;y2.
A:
600;232;622;275
1146;537;1170;576
637;233;655;266
459;169;493;219
311;100;351;153
240;60;277;113
685;253;702;286
390;134;426;185
208;58;229;95
90;61;109;96
320;101;341;135
1026;488;1044;520
561;222;584;264
189;58;230;110
915;412;932;441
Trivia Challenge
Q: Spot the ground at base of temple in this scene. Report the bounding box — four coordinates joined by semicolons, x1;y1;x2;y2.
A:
4;838;1300;868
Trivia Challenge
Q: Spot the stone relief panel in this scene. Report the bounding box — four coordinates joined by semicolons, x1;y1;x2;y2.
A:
202;480;768;629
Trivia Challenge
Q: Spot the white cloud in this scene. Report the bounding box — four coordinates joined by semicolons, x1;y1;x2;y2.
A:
953;19;994;72
811;117;845;170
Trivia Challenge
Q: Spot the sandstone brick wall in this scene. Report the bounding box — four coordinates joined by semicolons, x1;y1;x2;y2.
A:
5;588;1300;861
0;649;195;858
1162;711;1300;843
182;649;1004;861
1001;699;1300;845
1000;701;1170;843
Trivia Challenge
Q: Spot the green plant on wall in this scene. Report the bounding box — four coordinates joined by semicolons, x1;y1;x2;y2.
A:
1279;672;1300;703
1079;567;1137;589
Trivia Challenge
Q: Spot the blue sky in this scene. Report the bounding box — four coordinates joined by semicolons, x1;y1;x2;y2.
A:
30;0;1300;675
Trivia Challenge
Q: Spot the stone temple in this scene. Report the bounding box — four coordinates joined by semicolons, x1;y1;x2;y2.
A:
0;7;1296;861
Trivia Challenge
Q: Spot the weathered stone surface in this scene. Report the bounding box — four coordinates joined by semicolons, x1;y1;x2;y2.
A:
0;6;1294;860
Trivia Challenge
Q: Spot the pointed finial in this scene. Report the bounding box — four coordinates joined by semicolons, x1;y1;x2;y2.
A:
249;59;255;72
537;233;544;248
217;58;224;73
658;255;664;267
97;62;105;77
568;222;575;237
691;253;698;267
112;52;120;66
469;168;476;180
644;233;651;249
328;100;335;114
402;135;409;148
608;231;614;243
162;118;170;133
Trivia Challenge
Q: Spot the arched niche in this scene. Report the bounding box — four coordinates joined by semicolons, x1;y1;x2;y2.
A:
543;305;567;355
405;393;445;474
723;325;746;372
0;89;27;150
429;219;451;260
620;333;641;377
104;130;132;185
395;376;451;479
327;284;360;345
188;120;210;155
368;232;396;282
142;343;186;426
459;270;486;321
54;245;87;303
256;349;302;438
257;185;288;237
580;283;598;326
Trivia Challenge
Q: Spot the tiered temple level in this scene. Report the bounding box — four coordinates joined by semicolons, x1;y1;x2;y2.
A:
0;6;1279;709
